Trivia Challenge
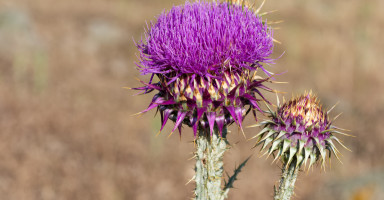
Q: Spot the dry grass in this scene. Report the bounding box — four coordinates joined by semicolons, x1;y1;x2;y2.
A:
0;0;383;199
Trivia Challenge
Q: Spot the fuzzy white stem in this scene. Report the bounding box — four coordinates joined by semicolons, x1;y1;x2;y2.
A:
194;126;227;200
274;161;299;200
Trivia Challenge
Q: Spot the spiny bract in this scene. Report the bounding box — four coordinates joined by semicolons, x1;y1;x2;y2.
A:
134;1;275;137
252;92;350;169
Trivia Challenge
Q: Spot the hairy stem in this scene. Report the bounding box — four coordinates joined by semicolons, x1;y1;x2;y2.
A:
194;126;227;200
274;161;300;200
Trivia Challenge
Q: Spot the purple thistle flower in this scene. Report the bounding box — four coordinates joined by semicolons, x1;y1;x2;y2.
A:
137;1;274;77
134;1;275;137
253;92;351;169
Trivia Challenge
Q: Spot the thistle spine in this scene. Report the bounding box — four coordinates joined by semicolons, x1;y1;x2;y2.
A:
195;126;228;200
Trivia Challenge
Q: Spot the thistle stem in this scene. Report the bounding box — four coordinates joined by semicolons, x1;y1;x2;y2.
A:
194;126;227;200
274;161;300;200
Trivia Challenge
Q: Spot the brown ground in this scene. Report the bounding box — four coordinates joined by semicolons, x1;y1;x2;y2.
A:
0;0;383;199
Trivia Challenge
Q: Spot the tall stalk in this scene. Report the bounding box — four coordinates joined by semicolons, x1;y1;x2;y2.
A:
194;126;227;200
274;161;299;200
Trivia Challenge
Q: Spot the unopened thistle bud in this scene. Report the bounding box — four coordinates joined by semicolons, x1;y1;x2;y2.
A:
134;1;275;137
253;91;350;169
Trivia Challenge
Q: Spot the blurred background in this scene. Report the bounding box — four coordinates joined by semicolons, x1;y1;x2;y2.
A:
0;0;383;199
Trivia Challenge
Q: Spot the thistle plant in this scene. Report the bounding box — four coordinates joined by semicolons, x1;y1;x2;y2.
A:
133;1;276;199
252;92;351;200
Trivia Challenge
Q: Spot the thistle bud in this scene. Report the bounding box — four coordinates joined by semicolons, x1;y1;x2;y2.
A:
253;92;350;169
134;1;275;137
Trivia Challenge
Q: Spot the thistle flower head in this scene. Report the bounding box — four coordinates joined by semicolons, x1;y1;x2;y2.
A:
137;1;274;77
253;91;350;169
134;1;275;137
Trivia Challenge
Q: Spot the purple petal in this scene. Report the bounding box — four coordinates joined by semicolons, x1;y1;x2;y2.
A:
160;109;172;132
225;106;238;124
171;111;187;133
235;107;244;130
216;115;225;136
242;93;263;113
207;112;216;136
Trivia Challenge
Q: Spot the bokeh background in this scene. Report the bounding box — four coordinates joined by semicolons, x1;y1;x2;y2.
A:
0;0;383;199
